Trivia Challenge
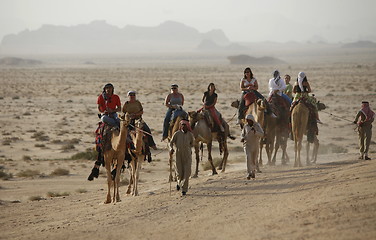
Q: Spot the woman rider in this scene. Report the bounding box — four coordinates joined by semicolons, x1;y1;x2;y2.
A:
292;72;322;124
162;84;186;141
201;83;224;132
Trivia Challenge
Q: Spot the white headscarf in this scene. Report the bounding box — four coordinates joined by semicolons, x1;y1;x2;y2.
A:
273;70;281;84
245;114;255;122
297;72;306;92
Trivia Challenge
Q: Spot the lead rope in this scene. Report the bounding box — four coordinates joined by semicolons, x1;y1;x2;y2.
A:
320;110;358;132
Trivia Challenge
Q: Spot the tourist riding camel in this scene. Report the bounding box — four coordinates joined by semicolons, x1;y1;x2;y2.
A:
237;67;275;124
268;70;292;106
122;90;157;162
291;72;322;124
88;83;122;181
283;74;293;100
353;101;374;160
98;83;122;127
162;84;187;141
241;114;264;180
199;83;225;133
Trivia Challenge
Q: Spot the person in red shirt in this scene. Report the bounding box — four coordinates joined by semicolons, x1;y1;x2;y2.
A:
97;83;121;127
88;83;121;181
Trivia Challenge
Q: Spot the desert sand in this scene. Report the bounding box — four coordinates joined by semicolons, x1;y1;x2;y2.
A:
0;54;375;240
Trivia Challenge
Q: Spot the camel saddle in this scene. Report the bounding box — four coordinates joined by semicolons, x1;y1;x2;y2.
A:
244;91;257;107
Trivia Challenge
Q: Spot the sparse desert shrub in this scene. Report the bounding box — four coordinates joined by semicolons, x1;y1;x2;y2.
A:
23;112;31;116
0;169;13;180
22;155;32;161
12;96;20;100
31;131;49;141
50;168;69;176
29;196;45;201
2;139;11;145
47;191;70;198
34;144;45;148
76;188;88;193
61;144;75;151
67;138;80;144
71;148;97;160
17;169;40;178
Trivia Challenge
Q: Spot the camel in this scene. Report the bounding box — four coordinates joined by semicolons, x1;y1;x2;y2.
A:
126;118;145;196
269;96;290;166
188;110;233;177
102;113;129;203
291;102;310;167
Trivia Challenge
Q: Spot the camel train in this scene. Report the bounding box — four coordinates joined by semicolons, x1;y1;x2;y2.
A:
95;79;323;201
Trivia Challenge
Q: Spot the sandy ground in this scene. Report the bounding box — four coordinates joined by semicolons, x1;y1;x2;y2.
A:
0;55;376;240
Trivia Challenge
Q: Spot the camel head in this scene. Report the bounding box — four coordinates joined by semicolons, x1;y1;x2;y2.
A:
257;99;266;111
119;113;130;127
231;99;239;109
317;101;326;111
134;118;144;130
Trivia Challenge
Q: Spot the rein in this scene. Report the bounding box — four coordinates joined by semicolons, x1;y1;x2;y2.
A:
320;110;358;132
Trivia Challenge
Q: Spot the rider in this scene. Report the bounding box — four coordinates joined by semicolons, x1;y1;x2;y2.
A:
122;91;157;152
162;84;186;141
201;83;224;132
88;83;121;181
268;70;293;105
292;72;322;124
238;67;275;124
97;83;122;127
283;74;293;100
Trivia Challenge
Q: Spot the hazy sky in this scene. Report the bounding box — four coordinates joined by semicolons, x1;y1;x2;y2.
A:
1;0;375;43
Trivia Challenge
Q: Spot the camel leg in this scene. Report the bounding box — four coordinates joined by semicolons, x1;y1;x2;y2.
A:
312;137;319;163
294;138;299;167
104;153;114;204
272;138;279;165
133;157;142;196
192;144;200;178
257;140;263;172
219;140;229;173
126;161;134;194
297;139;303;167
115;158;124;202
281;137;289;164
306;141;311;166
207;143;218;175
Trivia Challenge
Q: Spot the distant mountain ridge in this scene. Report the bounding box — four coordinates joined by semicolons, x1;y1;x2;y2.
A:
0;20;232;54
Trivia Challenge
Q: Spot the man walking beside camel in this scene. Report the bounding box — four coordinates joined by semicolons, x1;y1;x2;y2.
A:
169;120;194;196
241;114;264;179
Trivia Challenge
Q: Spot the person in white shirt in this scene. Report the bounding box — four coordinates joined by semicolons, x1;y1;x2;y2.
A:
268;70;292;105
241;114;264;179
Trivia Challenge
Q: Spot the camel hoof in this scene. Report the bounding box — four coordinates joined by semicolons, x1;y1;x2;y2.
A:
212;171;218;175
217;166;222;170
191;174;198;178
221;169;225;173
